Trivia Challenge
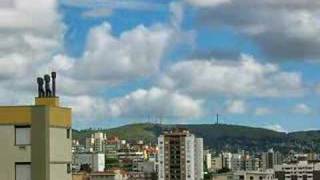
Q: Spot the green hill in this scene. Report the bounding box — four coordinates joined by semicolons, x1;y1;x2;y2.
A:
73;123;320;153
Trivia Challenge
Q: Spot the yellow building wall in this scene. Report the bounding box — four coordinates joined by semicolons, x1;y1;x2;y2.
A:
0;107;32;125
49;107;72;128
0;106;72;128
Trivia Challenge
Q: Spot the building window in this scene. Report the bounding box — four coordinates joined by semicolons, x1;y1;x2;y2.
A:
67;163;71;174
67;128;70;139
15;126;31;145
15;162;31;180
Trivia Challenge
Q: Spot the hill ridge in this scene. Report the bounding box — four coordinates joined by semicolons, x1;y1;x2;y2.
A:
73;123;320;153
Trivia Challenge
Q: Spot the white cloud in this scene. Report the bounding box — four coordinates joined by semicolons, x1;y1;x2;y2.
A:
265;124;287;133
63;95;108;120
159;54;304;98
71;22;173;84
106;87;203;118
65;87;203;121
47;21;178;97
194;0;320;60
0;0;194;126
255;107;272;116
0;0;14;8
0;0;63;98
293;103;312;114
225;99;246;114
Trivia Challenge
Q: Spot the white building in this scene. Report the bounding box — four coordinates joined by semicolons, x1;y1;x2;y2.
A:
158;129;204;180
85;132;107;152
233;170;276;180
274;161;320;180
211;170;276;180
262;149;282;170
212;156;223;172
204;152;212;170
222;152;232;169
231;154;243;171
195;138;204;179
73;153;105;172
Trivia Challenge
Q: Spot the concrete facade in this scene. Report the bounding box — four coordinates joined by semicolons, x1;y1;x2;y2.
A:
274;161;320;180
0;97;72;180
0;125;31;180
158;129;204;180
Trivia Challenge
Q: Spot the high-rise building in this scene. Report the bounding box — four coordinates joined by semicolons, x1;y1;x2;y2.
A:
211;156;223;172
222;152;232;170
158;128;203;180
0;72;72;180
85;132;107;152
204;151;212;171
262;149;282;170
231;154;243;171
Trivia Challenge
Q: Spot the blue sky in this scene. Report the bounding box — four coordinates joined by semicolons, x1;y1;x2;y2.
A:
1;0;320;132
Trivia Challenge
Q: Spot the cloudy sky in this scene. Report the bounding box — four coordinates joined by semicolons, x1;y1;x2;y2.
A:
1;0;320;131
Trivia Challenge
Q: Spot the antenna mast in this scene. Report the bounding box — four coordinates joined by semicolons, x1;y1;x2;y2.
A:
216;113;219;124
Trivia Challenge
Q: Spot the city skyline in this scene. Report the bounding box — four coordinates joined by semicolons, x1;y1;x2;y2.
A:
1;0;320;131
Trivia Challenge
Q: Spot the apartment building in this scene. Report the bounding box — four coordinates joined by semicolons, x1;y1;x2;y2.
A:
274;161;320;180
262;149;282;170
0;72;72;180
158;128;204;180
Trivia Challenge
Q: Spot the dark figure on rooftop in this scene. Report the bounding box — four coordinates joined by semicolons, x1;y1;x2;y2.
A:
37;77;45;97
44;74;52;97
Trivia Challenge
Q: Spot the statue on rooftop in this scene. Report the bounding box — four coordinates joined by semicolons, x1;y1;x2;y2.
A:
37;77;45;97
51;72;56;97
37;72;57;98
44;74;52;97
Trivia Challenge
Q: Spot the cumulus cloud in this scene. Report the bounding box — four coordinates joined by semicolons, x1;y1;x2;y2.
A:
293;103;312;114
225;99;247;114
66;87;203;121
106;87;203;118
71;22;173;84
0;0;176;97
63;95;108;121
159;54;304;98
0;0;194;126
0;0;63;101
47;21;177;97
194;0;320;60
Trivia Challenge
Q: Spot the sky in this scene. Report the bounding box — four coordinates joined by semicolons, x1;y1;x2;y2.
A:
0;0;320;132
